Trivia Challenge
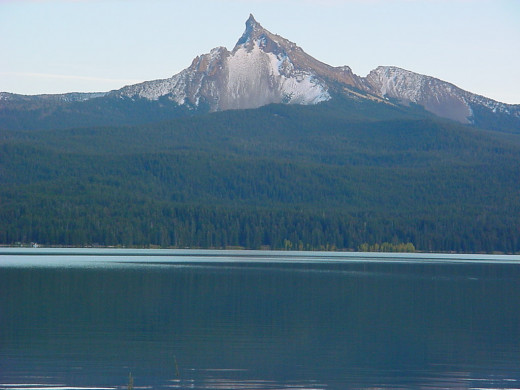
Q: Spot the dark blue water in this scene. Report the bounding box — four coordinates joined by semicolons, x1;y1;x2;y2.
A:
1;249;520;389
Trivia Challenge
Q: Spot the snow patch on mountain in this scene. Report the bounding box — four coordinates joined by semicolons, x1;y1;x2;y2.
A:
114;68;199;105
364;66;520;124
220;40;329;110
57;14;519;128
114;31;329;112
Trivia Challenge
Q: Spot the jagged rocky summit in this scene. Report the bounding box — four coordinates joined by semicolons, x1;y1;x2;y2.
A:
110;14;519;126
113;14;362;111
1;14;519;131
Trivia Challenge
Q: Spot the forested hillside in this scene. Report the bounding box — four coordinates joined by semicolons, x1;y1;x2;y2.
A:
2;100;520;252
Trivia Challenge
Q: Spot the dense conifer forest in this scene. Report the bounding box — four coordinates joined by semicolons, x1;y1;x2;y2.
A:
2;99;520;252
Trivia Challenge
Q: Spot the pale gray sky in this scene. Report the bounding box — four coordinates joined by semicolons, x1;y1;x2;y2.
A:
1;0;519;104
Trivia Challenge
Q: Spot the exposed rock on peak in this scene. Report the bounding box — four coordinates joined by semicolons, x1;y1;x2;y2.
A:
1;15;518;132
232;15;364;90
233;13;298;59
235;14;263;47
114;14;336;111
363;66;520;125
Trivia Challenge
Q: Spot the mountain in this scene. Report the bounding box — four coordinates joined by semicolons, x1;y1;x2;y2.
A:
113;14;358;110
364;66;520;131
1;14;518;132
2;15;520;252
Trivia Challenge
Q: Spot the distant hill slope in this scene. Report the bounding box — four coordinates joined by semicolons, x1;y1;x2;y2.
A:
2;102;520;252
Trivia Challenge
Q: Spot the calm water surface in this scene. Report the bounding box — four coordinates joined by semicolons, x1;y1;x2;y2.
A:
1;249;520;390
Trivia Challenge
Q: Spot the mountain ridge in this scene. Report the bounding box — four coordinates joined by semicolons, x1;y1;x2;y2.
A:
1;14;519;132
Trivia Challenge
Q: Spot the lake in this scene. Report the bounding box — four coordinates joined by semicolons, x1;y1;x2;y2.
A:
1;249;520;389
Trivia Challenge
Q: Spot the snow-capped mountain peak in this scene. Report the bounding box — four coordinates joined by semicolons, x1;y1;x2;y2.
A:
2;15;518;132
113;14;334;110
113;14;363;111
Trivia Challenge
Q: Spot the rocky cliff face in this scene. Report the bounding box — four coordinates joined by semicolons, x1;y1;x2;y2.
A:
112;15;367;112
